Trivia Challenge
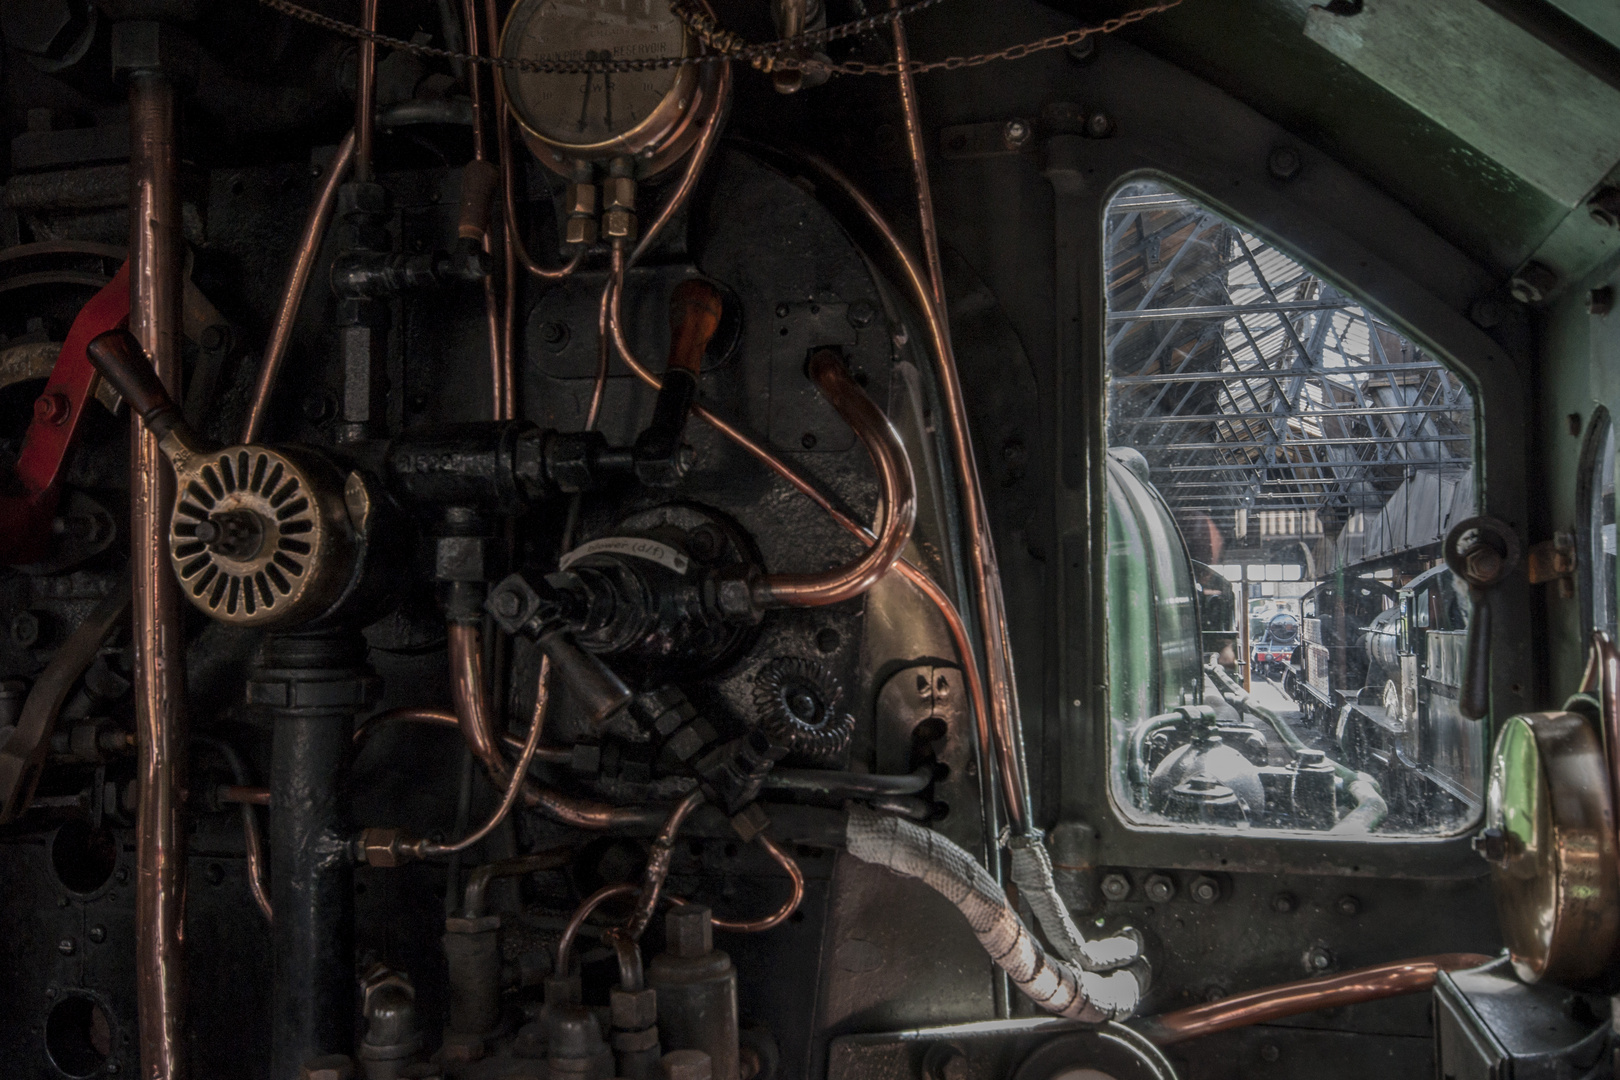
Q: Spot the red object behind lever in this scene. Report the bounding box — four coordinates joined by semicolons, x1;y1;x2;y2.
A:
0;262;132;564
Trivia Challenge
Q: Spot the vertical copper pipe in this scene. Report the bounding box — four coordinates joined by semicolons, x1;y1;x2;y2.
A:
461;0;505;419
890;5;945;314
885;37;1032;828
355;0;379;182
796;150;1032;830
484;0;521;417
243;131;357;444
128;69;188;1080
447;621;503;778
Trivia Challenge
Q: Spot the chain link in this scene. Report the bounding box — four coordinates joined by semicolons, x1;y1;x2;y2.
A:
254;0;1183;77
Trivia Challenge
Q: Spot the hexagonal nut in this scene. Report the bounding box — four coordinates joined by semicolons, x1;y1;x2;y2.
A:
1510;261;1559;305
665;904;714;959
612;1027;661;1054
486;574;541;634
1142;873;1175;903
565;182;598;217
1189;875;1221;905
711;573;758;621
602;207;638;241
661;1049;713;1080
359;827;414;868
564;214;598;246
665;724;706;763
604;176;637;211
110;20;195;80
610;986;658;1031
300;1054;355;1080
1099;872;1131;902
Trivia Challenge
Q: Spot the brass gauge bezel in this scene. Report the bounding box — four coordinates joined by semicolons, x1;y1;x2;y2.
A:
498;0;724;178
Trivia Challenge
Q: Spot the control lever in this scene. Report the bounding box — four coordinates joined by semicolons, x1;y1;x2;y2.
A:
86;329;210;465
632;278;724;486
1444;516;1521;720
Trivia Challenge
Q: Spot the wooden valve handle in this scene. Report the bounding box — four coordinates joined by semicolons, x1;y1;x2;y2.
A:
666;279;724;376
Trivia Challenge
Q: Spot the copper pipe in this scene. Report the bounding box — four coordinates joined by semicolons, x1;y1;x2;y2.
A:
352;705;571;763
483;0;520;417
889;3;945;313
1593;633;1620;825
705;834;805;933
557;882;639;974
456;0;506;418
605;279;995;813
606;281;915;609
220;785;270;806
488;0;582;284
588;245;625;432
243;801;272;923
414;656;551;857
462;848;575;919
243;131;356;444
793;149;1032;830
752;352;916;607
447;621;666;830
1136;953;1493;1045
626;788;706;940
355;0;380;181
631;61;733;266
129;69;188;1080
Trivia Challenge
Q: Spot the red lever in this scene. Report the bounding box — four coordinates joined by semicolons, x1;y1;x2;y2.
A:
0;263;132;565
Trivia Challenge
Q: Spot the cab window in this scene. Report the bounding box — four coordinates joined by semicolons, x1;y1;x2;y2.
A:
1104;178;1480;837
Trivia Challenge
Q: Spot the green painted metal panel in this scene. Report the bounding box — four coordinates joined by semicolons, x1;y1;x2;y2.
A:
1304;0;1620;208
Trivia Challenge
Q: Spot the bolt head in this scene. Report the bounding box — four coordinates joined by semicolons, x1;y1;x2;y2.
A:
1143;873;1175;903
1002;119;1030;148
665;904;713;958
1270;892;1296;914
33;392;71;426
1335;895;1360;917
1268;146;1302;181
1189;875;1220;905
1085;112;1114;138
57;938;75;956
610;987;658;1031
88;925;106;944
661;1049;713;1080
1260;1044;1280;1063
1509;261;1559;305
1306;946;1333;971
1099;872;1131;902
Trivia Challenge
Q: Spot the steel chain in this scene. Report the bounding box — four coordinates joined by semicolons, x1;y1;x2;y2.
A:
253;0;1182;78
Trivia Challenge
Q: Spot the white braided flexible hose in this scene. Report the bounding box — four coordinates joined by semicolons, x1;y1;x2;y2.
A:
844;806;1145;1021
1008;836;1143;972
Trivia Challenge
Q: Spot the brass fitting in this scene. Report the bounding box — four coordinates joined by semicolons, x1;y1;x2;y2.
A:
357;826;419;868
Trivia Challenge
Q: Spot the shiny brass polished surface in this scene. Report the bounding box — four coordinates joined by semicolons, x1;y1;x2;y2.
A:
500;0;724;176
1486;710;1620;983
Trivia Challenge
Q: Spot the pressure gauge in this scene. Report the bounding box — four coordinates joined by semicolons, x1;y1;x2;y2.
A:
499;0;723;177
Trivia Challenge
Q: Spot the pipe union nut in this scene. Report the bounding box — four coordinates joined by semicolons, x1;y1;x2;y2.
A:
359;826;415;868
610;987;658;1030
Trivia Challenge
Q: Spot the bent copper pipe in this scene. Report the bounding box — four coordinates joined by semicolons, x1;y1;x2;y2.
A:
670;834;804;934
792;148;1032;831
352;705;571;764
447;621;665;830
129;68;188;1080
626;787;707;940
462;848;575;919
605;280;994;821
557;882;639;974
1135;953;1493;1045
413;656;551;858
242;130;356;444
751;350;917;608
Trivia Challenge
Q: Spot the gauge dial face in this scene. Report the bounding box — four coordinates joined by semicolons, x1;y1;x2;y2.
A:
501;0;694;154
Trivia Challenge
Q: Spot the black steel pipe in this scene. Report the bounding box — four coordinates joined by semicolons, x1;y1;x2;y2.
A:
255;632;375;1079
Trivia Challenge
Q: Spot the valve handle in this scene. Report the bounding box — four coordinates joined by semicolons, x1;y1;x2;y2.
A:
666;277;724;376
85;329;201;454
1443;516;1521;720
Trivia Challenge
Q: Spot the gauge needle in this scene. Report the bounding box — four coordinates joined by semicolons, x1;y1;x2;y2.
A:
604;71;615;134
577;70;594;134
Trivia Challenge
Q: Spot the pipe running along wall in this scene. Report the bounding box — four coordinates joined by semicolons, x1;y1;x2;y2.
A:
844;805;1144;1021
128;65;189;1080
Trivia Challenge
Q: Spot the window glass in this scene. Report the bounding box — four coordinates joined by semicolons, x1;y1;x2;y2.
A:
1104;179;1480;837
1587;416;1616;643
